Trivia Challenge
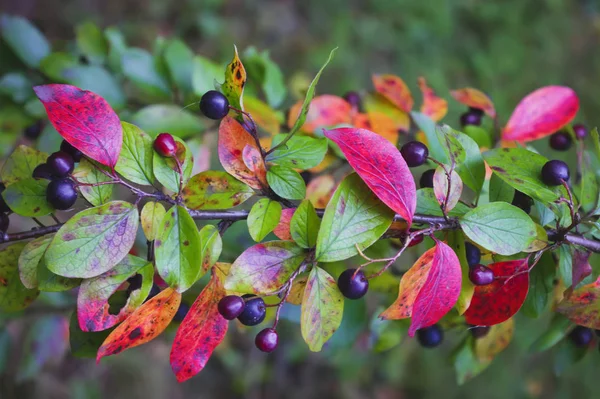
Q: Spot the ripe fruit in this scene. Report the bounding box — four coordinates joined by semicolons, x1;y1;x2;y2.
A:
153;133;178;157
549;131;572;151
469;264;494;286
47;151;75;177
419;169;435;189
46;178;78;210
465;242;480;267
0;213;8;233
512;191;533;214
459;108;483;127
407;233;424;247
470;325;490;338
255;328;279;353
569;326;593;347
541;160;570;186
60;140;83;162
237;296;266;326
218;295;246;320
32;163;53;180
416;324;444;348
173;303;190;322
337;269;369;299
400;141;429;167
573;124;587;139
23;121;43;140
0;183;10;213
199;90;230;120
343;91;362;110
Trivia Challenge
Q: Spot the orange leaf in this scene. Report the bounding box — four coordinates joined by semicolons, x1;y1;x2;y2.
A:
306;175;336;208
418;77;448;122
96;287;181;362
372;74;414;113
450;87;496;118
242;144;267;188
353;112;399;144
287;95;352;133
273;208;296;240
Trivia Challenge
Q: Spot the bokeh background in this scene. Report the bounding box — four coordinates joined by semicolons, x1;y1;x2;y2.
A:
2;0;600;398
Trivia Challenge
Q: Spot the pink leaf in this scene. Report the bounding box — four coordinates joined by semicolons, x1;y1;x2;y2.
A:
502;86;579;142
34;84;122;167
323;127;416;225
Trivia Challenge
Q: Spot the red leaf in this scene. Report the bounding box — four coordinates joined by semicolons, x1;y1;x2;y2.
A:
323;127;416;225
557;276;600;329
372;74;414;113
418;77;448;122
34;84;122;168
569;249;592;295
273;208;296;240
170;270;228;382
502;86;579;142
287;95;352;133
450;87;496;119
464;259;529;326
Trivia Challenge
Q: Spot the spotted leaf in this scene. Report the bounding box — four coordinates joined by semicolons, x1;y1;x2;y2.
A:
183;171;254;210
372;74;413;113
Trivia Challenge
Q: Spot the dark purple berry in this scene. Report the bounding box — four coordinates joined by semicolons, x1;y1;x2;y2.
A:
60;140;83;162
417;324;443;348
407;233;424;247
541;160;570;186
32;163;53;180
549;131;572;151
460;110;482;127
465;242;481;267
337;269;369;299
153;133;177;157
146;284;161;301
573;124;587;139
512;191;533;214
199;90;229;120
300;171;313;185
0;213;8;233
47;151;74;177
173;303;190;322
569;326;593;347
237;296;266;326
400;141;429;167
218;295;246;320
343;91;362;110
23;121;43;140
469;264;494;286
255;328;279;353
46;178;78;210
470;325;490;338
419;169;435;189
0;183;10;213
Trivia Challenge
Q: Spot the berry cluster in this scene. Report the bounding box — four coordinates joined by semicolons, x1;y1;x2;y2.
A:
465;242;495;286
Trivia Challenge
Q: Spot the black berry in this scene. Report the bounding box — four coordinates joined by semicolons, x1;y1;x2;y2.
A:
32;163;53;180
153;133;177;157
0;183;10;213
465;242;481;267
255;328;279;353
173;303;190;322
23;121;43;140
470;325;490;338
218;295;246;320
337;269;369;299
47;151;74;177
419;169;435;189
125;274;143;296
549;131;572;151
46;178;78;210
146;284;161;301
400;141;429;167
199;90;229;120
237;296;266;326
0;213;8;233
569;326;593;347
512;191;533;214
541;160;570;186
573;124;587;139
460;110;482;127
300;171;313;185
417;324;444;348
469;264;494;286
60;140;83;162
343;91;362;110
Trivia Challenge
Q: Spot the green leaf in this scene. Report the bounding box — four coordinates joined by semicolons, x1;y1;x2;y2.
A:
39;52;78;82
0;243;39;311
140;201;166;241
153;136;193;193
529;314;571;353
0;14;50;68
69;313;112;358
460;202;537;255
579;151;599;213
0;72;32;103
191;55;222;96
452;130;486;194
532;200;556;227
488;173;515;203
198;225;222;275
452;336;491;385
411;111;446;163
247;199;282;242
415;188;470;217
61;65;126;110
104;27;127;73
435;125;466;165
558;244;572;288
243;47;287;107
301;266;344;352
131;104;204;139
75;21;108;64
115;122;154;186
448;230;475;315
224;241;306;294
266;165;306;200
18;235;53;289
522;252;555;318
554;338;588;376
121;48;170;99
463;125;492;148
266;134;328;169
72;159;113;206
290;200;321;249
37;259;81;292
182;171;254;210
483;148;563;203
45;201;139;278
315;173;394;262
163;39;194;94
155;205;202;292
591;128;600;162
1;145;47;185
2;178;52;217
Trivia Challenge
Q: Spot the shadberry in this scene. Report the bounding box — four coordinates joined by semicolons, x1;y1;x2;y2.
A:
0;213;8;233
465;242;480;267
218;295;246;320
23;121;43;140
512;191;533;214
573;124;587;139
343;91;362;110
199;90;229;120
47;151;75;177
60;140;83;162
0;183;10;213
46;178;78;210
337;269;369;299
255;328;279;353
549;131;572;151
173;303;190;322
32;163;53;180
400;141;429;167
237;296;266;326
469;264;494;286
153;133;178;157
419;169;435;189
541;160;570;186
459;109;482;127
417;324;444;348
569;326;593;347
470;325;490;338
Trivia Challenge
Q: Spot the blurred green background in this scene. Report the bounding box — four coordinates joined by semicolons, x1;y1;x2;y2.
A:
3;0;600;398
